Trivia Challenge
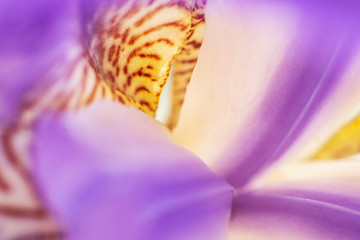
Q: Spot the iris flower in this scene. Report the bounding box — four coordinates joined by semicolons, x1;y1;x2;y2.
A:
1;0;360;239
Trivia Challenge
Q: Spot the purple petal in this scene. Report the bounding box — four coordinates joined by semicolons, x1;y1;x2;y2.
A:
0;0;80;124
230;158;360;239
230;187;360;240
174;0;360;188
31;100;233;240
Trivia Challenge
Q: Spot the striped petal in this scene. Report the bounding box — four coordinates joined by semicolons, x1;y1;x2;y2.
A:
0;0;117;237
31;100;233;240
0;0;80;238
167;0;206;129
173;0;360;187
0;0;205;237
230;158;360;240
0;0;202;124
81;0;199;117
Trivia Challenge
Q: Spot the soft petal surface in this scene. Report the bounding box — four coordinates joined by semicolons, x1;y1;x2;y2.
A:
31;100;233;240
0;0;80;124
0;1;84;237
173;0;360;187
230;158;360;240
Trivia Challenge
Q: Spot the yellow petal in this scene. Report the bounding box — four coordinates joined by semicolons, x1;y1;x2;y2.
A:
311;114;360;160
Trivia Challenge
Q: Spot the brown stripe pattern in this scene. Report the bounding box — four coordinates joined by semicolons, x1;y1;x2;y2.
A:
0;53;88;239
168;0;206;129
0;52;133;239
86;0;197;117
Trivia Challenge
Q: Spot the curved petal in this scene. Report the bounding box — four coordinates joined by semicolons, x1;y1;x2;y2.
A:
230;158;360;239
31;100;233;240
173;0;360;188
79;0;199;117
